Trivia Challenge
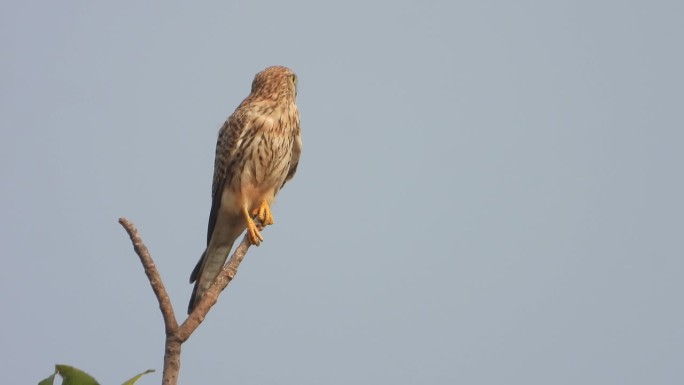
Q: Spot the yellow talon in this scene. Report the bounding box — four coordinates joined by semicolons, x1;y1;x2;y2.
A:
243;208;264;245
252;200;275;227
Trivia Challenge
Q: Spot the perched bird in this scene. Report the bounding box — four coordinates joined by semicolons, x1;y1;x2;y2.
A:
188;66;301;314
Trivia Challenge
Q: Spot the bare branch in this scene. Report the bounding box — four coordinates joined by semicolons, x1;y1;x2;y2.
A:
179;234;252;341
118;218;179;335
119;217;256;384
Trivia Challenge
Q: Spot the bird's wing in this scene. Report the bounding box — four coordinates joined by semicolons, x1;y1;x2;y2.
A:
281;124;302;189
205;112;249;245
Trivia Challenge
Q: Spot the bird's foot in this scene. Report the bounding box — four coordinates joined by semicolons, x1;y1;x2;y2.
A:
244;214;264;246
252;200;275;227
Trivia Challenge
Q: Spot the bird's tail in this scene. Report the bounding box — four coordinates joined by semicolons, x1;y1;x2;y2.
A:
188;249;209;314
188;239;238;314
188;207;248;314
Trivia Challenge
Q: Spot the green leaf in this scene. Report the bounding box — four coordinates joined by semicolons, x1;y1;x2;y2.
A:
38;373;56;385
55;365;100;385
121;369;155;385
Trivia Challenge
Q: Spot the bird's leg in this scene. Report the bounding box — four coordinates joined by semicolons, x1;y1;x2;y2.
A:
252;199;275;227
243;207;264;245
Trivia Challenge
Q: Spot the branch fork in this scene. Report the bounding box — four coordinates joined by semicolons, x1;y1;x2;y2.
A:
119;217;252;385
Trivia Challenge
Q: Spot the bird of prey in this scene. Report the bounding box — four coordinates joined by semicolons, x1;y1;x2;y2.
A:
188;66;301;314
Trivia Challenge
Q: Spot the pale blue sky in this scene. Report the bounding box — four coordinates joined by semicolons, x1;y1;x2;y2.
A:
2;1;683;384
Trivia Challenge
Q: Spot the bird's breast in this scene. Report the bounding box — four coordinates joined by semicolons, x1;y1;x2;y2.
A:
229;113;296;210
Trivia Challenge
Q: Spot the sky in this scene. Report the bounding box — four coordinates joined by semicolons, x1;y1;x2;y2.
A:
2;1;683;384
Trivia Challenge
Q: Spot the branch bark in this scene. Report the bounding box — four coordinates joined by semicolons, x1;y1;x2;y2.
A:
118;217;252;385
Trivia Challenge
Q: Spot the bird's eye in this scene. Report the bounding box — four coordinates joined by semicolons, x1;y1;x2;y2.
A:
291;74;298;85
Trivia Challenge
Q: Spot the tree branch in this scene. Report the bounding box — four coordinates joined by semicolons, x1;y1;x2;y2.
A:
118;217;254;385
118;218;178;334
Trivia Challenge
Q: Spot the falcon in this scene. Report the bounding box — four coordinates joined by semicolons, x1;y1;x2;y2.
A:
188;66;301;314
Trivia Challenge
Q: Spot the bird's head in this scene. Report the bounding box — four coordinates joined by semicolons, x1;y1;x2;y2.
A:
251;66;298;101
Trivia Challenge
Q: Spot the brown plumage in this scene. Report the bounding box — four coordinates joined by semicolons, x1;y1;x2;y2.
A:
188;66;301;313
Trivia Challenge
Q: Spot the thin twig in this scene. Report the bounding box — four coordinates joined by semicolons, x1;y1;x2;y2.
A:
118;218;178;334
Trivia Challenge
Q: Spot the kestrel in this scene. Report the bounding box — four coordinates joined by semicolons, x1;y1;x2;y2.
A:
188;66;301;314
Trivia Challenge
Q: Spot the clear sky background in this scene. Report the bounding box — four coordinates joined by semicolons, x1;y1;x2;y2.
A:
2;1;683;384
